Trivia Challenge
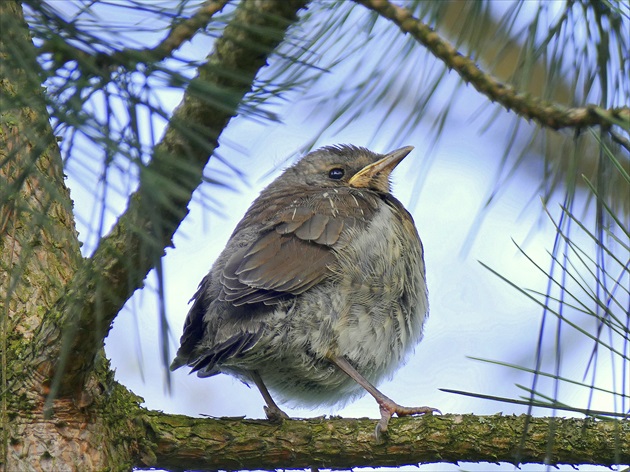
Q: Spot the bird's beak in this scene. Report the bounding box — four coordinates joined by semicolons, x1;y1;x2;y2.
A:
348;146;414;189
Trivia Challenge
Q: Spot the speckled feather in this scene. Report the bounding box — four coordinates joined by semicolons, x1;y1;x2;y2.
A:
171;145;428;408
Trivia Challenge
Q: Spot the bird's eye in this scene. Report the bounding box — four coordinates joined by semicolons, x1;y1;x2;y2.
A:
328;168;345;180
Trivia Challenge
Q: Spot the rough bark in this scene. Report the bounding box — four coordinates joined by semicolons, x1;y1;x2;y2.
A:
137;412;628;470
0;0;87;467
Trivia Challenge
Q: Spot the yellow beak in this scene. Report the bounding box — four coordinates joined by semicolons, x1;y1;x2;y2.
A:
348;146;414;189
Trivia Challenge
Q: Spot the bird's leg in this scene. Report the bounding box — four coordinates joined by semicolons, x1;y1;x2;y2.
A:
327;354;438;437
250;370;289;422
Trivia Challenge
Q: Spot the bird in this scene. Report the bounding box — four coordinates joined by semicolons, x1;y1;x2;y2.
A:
171;144;436;435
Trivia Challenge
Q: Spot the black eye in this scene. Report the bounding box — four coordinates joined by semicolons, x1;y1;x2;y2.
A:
328;168;345;180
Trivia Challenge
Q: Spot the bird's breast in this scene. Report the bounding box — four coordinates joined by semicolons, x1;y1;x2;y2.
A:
316;201;428;377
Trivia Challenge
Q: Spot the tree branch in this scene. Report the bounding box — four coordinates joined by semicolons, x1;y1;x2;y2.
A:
354;0;630;131
136;412;629;470
37;0;231;73
41;0;308;398
139;0;230;62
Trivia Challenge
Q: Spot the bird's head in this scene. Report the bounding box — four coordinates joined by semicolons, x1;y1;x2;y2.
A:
277;145;414;194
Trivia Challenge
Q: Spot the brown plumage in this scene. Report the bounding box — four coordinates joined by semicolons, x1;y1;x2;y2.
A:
171;144;436;435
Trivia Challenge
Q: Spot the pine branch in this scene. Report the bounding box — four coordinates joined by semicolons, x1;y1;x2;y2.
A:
36;0;231;73
43;0;308;399
354;0;630;131
140;0;230;61
136;412;629;470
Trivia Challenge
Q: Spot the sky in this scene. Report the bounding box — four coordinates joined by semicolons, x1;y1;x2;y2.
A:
50;1;628;471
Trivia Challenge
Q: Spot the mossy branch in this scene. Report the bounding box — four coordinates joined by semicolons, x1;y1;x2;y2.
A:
355;0;630;131
134;411;629;470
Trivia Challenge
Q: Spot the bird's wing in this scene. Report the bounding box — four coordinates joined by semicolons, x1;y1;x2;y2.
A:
218;187;380;306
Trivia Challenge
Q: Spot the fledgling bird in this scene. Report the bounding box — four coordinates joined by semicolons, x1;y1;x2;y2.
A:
171;144;436;435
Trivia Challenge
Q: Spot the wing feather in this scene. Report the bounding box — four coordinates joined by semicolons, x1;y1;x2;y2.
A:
218;187;380;305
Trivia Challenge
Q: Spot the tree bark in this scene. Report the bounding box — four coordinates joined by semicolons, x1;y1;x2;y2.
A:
0;0;94;467
138;412;628;470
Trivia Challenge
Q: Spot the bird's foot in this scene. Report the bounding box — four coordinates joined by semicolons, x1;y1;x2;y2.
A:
375;400;440;438
264;404;290;423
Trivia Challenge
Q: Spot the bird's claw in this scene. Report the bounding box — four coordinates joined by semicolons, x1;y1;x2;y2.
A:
374;403;439;440
264;405;290;423
394;405;441;417
374;408;392;440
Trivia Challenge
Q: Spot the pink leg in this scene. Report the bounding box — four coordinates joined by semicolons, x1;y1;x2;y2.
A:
250;370;289;421
328;354;438;437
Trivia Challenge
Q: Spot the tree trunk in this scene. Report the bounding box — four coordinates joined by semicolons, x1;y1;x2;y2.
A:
0;1;144;469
